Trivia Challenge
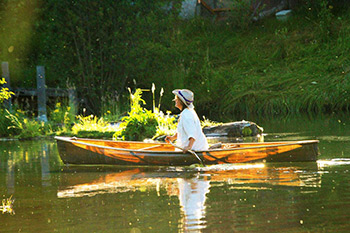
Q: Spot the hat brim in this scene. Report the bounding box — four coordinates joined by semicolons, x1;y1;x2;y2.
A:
172;89;194;109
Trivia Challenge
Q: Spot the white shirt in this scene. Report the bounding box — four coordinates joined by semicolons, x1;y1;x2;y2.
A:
176;108;209;151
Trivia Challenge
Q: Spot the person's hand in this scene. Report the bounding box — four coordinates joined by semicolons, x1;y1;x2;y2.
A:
183;137;195;153
165;135;174;143
183;145;192;153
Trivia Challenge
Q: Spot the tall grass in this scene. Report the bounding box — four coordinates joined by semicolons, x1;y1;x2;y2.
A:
167;8;350;120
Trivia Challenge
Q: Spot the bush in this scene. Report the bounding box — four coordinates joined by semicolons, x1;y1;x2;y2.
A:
71;115;116;138
48;101;75;132
0;78;14;104
0;109;18;137
117;113;158;141
114;89;158;141
5;109;46;139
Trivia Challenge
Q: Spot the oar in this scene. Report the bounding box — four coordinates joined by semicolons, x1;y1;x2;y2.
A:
168;141;206;167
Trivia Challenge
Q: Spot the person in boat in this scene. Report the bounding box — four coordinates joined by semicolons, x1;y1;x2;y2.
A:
166;89;209;153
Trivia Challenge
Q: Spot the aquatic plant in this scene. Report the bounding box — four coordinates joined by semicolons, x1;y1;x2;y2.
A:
1;196;15;215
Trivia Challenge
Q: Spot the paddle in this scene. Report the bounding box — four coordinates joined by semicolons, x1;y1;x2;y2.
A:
168;140;206;167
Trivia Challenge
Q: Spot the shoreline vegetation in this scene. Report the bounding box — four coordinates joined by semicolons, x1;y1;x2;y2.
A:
1;1;350;140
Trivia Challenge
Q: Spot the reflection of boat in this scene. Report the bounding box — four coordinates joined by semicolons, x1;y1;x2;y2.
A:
57;164;321;198
208;163;321;188
55;136;320;166
58;168;163;198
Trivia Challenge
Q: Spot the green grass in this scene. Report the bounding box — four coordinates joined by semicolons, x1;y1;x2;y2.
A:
167;10;350;120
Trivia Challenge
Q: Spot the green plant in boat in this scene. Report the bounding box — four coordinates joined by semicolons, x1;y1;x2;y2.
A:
114;88;158;141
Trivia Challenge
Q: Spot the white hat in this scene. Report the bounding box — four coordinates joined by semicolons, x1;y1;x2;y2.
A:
172;89;194;109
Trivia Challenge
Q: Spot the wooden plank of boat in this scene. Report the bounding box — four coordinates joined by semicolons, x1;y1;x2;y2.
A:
55;136;320;166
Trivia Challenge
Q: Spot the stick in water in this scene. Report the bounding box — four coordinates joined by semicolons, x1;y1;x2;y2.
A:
168;141;205;167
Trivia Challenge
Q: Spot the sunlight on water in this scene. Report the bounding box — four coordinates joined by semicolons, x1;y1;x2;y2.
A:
195;163;265;172
317;158;350;168
0;196;15;215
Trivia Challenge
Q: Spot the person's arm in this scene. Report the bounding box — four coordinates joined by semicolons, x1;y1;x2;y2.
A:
183;137;195;153
165;133;177;143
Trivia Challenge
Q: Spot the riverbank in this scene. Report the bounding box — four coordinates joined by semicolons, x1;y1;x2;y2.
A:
1;2;350;130
2;2;350;121
171;9;350;120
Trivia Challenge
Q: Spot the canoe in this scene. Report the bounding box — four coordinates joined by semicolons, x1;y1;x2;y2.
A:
55;136;320;166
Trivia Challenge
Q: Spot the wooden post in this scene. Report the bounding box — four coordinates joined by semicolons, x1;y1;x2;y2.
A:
1;62;12;110
68;88;78;116
36;66;47;122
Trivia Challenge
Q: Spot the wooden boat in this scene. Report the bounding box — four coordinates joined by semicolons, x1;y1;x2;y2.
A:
55;136;320;166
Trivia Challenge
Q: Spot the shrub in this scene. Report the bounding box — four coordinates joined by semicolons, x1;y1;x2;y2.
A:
49;101;75;132
114;89;158;141
0;78;14;104
5;109;45;139
117;112;158;141
71;115;116;138
0;109;18;137
153;110;177;139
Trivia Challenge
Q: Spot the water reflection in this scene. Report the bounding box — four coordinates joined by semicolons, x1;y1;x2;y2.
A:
177;176;210;232
1;140;57;195
6;152;15;195
40;144;51;187
57;163;322;232
317;158;350;168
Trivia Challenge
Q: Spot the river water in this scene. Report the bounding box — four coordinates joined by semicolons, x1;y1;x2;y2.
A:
1;115;350;232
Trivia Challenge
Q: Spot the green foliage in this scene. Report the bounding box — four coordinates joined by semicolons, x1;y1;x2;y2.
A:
0;109;18;137
300;0;335;41
0;78;14;104
100;93;123;122
154;110;177;139
225;0;254;30
48;101;75;132
201;116;222;128
0;79;16;136
71;115;116;138
1;0;350;123
5;109;46;139
114;89;158;141
242;127;253;137
35;0;179;114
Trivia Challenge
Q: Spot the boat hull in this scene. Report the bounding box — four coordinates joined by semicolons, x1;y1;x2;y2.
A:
55;136;320;166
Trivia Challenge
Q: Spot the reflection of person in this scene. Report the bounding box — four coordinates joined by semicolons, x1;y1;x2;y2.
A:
177;177;210;231
166;89;208;153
